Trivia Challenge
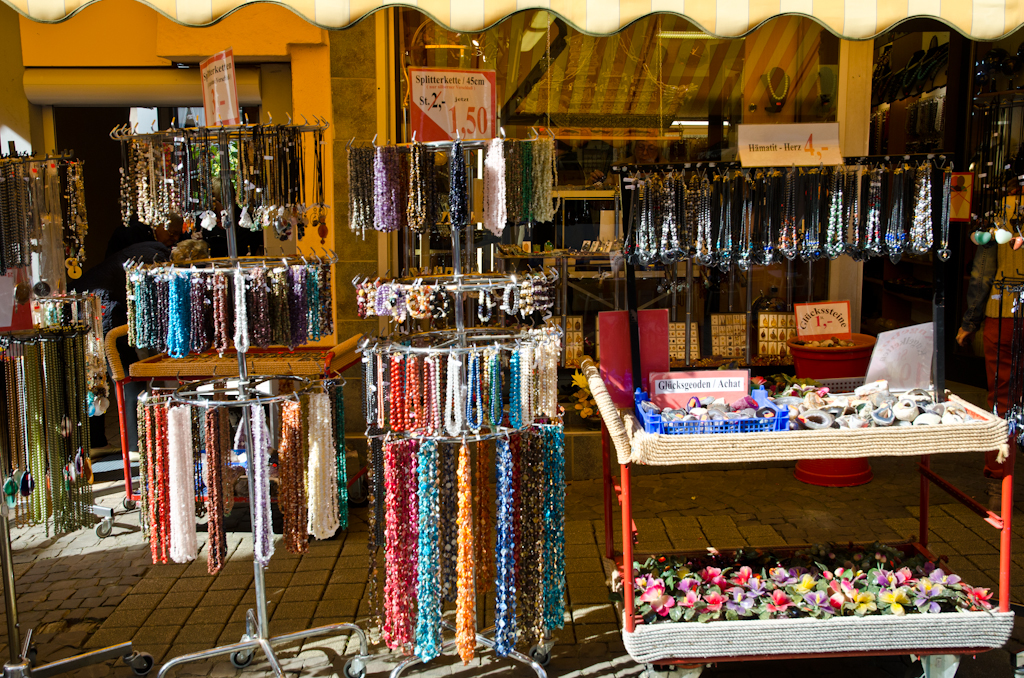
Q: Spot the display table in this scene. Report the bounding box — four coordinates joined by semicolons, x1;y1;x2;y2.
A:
582;357;1015;672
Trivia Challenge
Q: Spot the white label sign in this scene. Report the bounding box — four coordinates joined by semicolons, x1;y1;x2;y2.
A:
200;49;240;127
865;322;934;391
738;123;842;167
410;68;496;142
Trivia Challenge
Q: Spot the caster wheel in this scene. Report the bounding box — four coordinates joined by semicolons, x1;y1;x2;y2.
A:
343;656;367;678
528;645;551;667
124;652;154;676
230;651;254;669
95;518;112;539
123;498;137;511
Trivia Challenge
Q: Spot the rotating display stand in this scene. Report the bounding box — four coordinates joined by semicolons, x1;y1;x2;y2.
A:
355;138;564;678
110;123;371;678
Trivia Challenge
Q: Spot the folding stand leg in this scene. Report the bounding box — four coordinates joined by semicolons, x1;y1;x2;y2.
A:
387;624;547;678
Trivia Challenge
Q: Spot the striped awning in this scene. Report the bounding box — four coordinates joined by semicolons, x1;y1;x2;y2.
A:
6;0;1024;39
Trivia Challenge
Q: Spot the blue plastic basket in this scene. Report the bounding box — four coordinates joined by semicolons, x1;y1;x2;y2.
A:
634;388;789;435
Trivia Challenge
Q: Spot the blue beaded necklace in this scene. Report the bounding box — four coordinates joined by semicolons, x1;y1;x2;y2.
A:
493;436;517;656
488;350;503;428
541;424;566;631
166;273;192;358
465;351;483;432
509;351;522;428
414;440;441;661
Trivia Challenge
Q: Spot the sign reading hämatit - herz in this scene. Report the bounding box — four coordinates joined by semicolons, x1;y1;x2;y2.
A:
738;123;842;167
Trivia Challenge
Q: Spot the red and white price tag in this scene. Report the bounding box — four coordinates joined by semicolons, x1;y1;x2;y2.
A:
410;68;496;143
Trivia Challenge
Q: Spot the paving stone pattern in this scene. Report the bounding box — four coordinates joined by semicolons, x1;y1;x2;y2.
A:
4;452;1024;677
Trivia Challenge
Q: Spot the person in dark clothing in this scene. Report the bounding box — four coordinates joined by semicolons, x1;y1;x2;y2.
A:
73;240;172;452
105;217;156;259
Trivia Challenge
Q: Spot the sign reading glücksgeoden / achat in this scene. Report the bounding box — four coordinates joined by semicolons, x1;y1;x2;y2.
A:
409;68;496;143
200;49;240;126
648;370;750;409
737;123;842;167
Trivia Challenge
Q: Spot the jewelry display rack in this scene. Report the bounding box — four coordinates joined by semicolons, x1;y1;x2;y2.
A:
353;139;563;678
111;123;371;678
593;160;1017;677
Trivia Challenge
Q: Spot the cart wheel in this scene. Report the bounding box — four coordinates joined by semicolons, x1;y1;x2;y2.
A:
528;645;550;666
95;518;112;539
343;656;367;678
123;652;154;676
230;650;254;669
123;498;137;511
25;644;36;664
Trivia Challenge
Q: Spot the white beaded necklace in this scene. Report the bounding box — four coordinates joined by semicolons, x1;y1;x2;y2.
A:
307;392;340;540
167;405;198;563
445;352;464;436
519;345;534;426
233;270;250;354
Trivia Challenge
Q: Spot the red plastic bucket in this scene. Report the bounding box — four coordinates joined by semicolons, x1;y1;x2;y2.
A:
788;333;877;487
786;333;877;379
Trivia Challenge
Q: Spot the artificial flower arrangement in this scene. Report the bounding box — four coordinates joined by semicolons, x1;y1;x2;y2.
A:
633;542;993;625
571;370;599;421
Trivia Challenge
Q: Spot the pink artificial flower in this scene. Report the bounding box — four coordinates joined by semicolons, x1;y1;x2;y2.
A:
702;591;726;613
701;567;727;587
964;585;993;610
639;577;676;616
766;589;794;613
732;565;753;586
679;590;700;608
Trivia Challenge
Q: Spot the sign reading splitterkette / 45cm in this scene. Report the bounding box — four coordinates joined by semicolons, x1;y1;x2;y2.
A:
410;68;496;143
200;49;240;127
737;123;842;167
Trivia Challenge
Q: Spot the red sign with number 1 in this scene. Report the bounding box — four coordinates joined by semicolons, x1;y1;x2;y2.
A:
410;68;496;143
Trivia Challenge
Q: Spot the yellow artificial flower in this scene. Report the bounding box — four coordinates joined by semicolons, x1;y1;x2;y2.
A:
576;390;590;401
575;403;583;410
581;407;594;418
853;591;877;615
879;588;910;616
572;371;590;391
792;574;816;595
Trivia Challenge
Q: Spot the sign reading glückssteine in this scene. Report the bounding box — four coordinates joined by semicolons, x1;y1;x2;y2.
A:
737;123;842;167
794;300;852;341
410;68;496;142
200;49;240;126
649;370;750;409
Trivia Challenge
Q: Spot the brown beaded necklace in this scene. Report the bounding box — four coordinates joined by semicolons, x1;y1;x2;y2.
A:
278;401;308;554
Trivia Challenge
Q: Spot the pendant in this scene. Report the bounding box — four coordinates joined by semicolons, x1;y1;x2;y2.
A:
3;476;16;508
937;248;951;261
19;470;33;497
65;257;82;279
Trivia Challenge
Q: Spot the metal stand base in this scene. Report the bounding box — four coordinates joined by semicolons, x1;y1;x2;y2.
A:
157;609;370;678
3;630;152;678
388;624;547;678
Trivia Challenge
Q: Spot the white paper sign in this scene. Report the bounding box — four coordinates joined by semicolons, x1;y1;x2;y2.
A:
865;323;934;391
409;68;496;142
200;49;240;127
738;123;842;167
0;275;13;327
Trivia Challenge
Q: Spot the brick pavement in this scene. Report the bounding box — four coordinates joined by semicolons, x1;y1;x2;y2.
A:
1;451;1023;678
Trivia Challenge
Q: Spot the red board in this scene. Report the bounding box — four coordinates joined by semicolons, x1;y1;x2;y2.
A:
597;309;670;408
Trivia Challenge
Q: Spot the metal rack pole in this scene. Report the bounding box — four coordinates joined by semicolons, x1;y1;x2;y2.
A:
685;259;693;367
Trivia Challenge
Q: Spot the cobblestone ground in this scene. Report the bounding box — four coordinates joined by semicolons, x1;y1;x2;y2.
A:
2;449;1023;678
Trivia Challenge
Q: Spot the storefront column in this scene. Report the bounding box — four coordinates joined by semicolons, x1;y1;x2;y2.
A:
830;39;872;333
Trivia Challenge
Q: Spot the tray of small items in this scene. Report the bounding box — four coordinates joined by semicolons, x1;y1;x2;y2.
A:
635;387;789;435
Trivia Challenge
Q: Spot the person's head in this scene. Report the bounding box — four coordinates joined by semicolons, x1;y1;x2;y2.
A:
154;213;183;247
634;140;661;164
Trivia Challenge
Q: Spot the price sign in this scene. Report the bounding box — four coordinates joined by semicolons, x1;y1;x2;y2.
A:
200;49;240;126
794;300;852;341
737;123;842;167
410;68;496;143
